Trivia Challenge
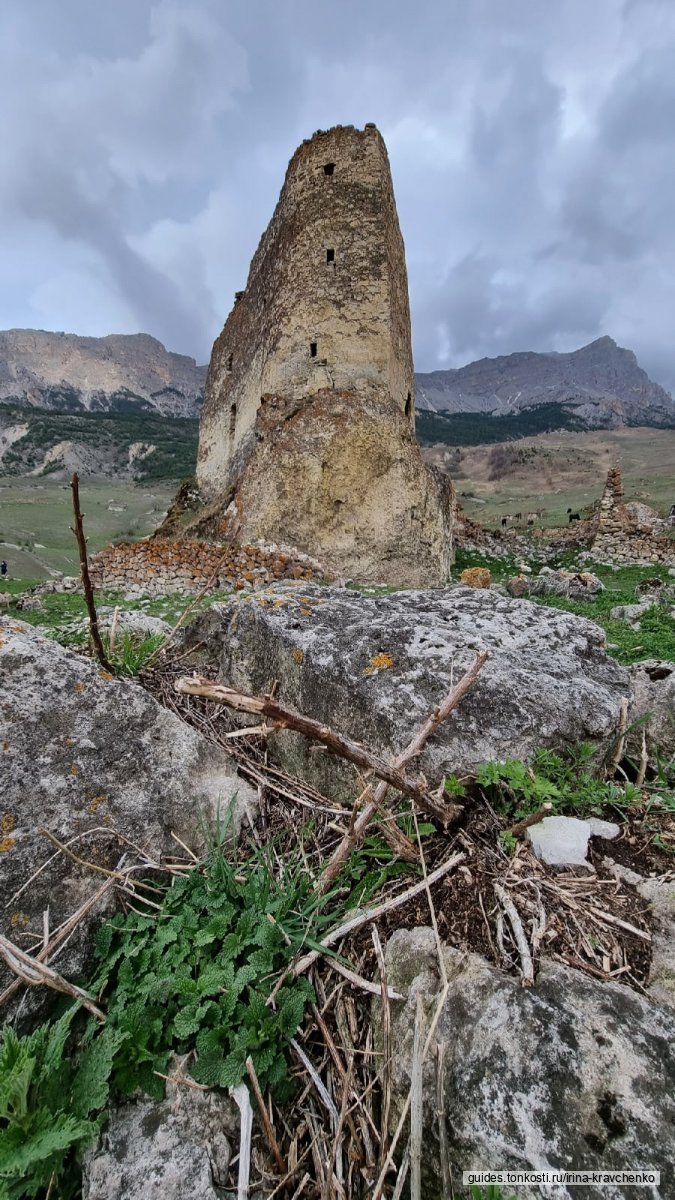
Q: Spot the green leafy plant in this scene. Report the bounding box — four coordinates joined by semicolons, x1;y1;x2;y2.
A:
90;829;341;1102
476;744;642;821
0;1008;123;1199
498;830;518;856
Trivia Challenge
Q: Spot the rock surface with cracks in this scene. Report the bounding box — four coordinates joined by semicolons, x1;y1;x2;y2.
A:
0;616;256;1015
180;584;632;801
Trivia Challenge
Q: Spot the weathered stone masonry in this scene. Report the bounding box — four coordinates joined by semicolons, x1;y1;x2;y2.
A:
193;124;453;587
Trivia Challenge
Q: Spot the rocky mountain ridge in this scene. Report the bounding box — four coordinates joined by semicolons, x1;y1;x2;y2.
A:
0;329;206;417
415;336;675;428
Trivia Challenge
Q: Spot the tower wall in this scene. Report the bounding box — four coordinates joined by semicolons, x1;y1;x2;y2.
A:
197;125;415;496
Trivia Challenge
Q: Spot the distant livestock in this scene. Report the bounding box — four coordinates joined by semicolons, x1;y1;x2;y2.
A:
568;511;581;523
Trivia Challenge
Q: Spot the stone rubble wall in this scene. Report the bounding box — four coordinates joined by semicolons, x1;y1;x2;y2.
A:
89;539;323;596
588;465;675;566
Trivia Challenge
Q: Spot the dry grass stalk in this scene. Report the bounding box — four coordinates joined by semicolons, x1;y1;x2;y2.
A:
246;1055;286;1176
0;875;116;1012
493;883;534;986
229;1083;253;1200
436;1042;452;1197
287;852;464;986
371;927;391;1175
0;933;106;1021
409;993;425;1200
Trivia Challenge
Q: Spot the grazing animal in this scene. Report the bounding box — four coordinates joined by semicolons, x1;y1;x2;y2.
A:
513;511;522;523
526;512;537;526
568;511;581;523
501;517;508;527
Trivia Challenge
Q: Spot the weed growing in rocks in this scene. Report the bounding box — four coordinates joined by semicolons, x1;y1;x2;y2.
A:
474;744;643;822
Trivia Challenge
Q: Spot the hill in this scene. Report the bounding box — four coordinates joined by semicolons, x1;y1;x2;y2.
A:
0;329;206;417
0;404;198;482
414;336;675;430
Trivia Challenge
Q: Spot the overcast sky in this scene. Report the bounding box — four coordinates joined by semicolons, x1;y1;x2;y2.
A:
1;0;674;390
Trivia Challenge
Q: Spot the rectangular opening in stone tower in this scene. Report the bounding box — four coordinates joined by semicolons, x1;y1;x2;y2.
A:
229;403;237;441
310;342;317;357
227;353;233;372
326;248;335;263
323;163;335;176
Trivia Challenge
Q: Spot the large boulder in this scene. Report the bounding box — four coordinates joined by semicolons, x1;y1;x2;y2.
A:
181;584;631;798
379;928;675;1200
0;617;256;1006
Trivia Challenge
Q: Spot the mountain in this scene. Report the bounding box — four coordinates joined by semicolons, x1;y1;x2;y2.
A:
414;337;675;429
0;329;206;417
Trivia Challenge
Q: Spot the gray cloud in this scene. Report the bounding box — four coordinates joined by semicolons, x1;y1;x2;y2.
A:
0;0;674;392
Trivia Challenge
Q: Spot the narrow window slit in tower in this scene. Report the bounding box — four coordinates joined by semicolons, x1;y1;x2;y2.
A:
310;342;318;358
326;248;335;263
227;353;233;372
323;163;335;176
405;392;412;418
229;403;237;441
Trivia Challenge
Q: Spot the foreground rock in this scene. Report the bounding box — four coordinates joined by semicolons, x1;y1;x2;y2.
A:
83;1074;237;1200
380;928;675;1200
0;618;256;1005
628;660;675;756
182;585;631;795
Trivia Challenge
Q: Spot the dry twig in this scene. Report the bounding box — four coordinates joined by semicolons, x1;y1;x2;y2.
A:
0;934;106;1021
70;472;113;672
175;676;452;818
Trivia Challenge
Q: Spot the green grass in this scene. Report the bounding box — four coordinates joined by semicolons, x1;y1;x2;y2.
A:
454;551;675;665
0;478;175;577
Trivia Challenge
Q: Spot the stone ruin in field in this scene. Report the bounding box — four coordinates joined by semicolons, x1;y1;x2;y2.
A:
91;124;453;594
193;122;453;585
588;465;675;567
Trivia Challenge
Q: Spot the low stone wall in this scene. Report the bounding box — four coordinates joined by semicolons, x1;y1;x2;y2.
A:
589;531;675;567
89;539;323;597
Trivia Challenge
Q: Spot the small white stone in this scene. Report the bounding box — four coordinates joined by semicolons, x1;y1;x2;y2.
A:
526;815;593;871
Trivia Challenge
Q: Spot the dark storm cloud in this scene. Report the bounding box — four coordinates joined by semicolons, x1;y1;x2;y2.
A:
0;0;674;389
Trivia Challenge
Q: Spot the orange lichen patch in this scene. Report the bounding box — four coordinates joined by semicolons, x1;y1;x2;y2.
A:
0;838;15;853
98;670;114;682
63;737;76;747
292;648;305;664
2;742;9;752
70;765;79;776
299;608;313;617
73;681;87;693
10;912;29;928
459;567;492;589
364;652;394;675
2;814;15;835
88;795;107;813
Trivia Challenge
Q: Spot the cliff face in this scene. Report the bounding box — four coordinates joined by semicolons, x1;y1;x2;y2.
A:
193;124;452;586
0;329;206;417
415;336;675;428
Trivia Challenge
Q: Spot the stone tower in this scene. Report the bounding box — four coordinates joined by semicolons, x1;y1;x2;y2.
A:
195;124;453;585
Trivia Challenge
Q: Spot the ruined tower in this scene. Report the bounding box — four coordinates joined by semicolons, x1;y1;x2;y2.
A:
195;124;453;585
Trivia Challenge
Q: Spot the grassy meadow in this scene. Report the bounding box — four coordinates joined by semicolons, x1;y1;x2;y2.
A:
0;478;175;578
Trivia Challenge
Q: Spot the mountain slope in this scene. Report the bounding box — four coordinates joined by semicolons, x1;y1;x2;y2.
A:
0;329;206;417
414;336;675;429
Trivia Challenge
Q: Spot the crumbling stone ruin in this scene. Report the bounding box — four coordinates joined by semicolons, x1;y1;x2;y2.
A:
191;123;452;586
89;539;322;596
589;465;675;566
